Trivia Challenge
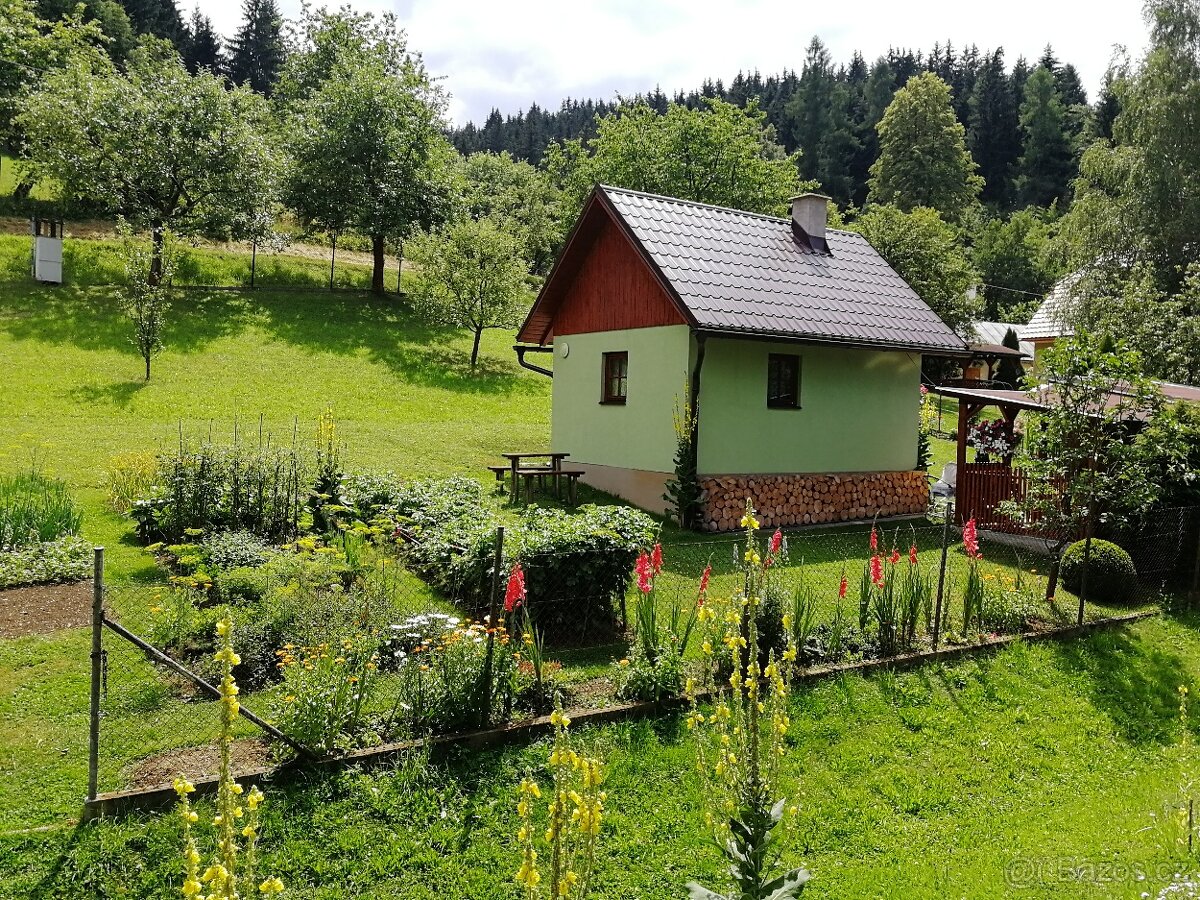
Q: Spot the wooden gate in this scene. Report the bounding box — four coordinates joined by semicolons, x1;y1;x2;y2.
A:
956;463;1032;531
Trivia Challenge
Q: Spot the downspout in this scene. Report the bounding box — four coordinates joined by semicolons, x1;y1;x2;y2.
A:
514;344;553;378
689;333;707;521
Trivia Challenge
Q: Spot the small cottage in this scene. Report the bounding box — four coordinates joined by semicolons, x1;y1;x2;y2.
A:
515;185;968;531
1024;272;1082;369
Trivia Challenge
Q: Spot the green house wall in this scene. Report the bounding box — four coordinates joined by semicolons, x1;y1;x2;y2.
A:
549;328;921;478
550;325;691;473
696;338;921;474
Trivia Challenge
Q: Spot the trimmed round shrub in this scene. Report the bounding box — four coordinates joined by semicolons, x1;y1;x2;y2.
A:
1060;539;1137;604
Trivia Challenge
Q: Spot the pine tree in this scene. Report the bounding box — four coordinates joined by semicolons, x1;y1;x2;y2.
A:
995;327;1026;389
788;38;836;185
968;49;1019;207
183;7;223;75
1016;66;1074;207
868;72;984;222
1092;63;1125;141
119;0;183;44
226;0;285;96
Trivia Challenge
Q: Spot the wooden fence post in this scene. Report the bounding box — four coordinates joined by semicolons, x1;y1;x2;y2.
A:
479;527;504;729
87;547;104;804
932;503;952;649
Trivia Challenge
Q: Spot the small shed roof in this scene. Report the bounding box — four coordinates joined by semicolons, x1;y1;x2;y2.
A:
519;185;968;354
972;320;1035;358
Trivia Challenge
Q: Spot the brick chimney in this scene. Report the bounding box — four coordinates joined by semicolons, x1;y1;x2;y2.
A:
790;192;831;254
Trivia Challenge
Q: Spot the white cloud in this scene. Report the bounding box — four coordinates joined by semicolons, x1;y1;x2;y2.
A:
195;0;1146;125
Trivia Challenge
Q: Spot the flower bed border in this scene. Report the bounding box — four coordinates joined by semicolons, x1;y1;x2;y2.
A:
82;608;1157;821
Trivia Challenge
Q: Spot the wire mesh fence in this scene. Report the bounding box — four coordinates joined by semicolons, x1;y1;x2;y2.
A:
85;506;1200;803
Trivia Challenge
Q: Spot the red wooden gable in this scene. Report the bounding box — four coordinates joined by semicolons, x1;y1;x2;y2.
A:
517;191;691;345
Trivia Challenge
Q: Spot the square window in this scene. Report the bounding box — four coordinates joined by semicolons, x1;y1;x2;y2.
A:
767;353;801;409
602;351;628;404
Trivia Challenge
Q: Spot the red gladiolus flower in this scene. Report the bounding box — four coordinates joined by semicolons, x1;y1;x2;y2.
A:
650;542;663;575
698;564;712;606
889;548;901;566
909;544;918;566
869;527;878;552
964;517;980;559
635;552;655;594
838;574;848;599
870;554;884;587
504;562;526;613
770;529;783;556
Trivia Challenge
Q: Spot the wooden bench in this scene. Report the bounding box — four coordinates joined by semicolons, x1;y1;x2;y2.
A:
514;467;586;504
487;465;510;492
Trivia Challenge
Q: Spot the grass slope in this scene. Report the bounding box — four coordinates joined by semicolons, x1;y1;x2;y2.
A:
0;270;551;832
3;614;1200;898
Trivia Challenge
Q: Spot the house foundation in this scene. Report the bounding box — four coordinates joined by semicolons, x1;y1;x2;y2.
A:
699;471;929;532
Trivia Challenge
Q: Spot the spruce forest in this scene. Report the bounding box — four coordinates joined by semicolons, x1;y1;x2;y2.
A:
452;38;1102;215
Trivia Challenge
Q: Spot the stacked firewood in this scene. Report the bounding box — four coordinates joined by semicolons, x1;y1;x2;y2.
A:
699;471;928;532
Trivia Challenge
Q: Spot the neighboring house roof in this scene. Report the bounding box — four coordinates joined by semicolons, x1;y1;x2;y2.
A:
1024;273;1081;341
518;185;967;354
972;320;1035;359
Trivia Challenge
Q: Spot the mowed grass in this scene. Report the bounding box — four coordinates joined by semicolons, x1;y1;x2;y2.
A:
0;242;1193;898
4;614;1200;898
0;254;551;832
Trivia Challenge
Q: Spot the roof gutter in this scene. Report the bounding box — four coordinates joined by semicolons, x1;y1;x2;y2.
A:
691;327;969;356
514;344;553;378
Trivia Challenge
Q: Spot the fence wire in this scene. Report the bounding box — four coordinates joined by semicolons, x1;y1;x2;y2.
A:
86;507;1200;801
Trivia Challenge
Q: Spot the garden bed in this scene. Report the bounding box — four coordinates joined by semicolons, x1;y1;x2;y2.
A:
0;579;93;638
83;606;1156;820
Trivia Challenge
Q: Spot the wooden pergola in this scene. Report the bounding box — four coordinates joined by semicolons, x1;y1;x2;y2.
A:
933;385;1052;528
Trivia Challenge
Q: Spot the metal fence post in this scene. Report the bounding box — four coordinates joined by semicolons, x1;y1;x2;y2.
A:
932;503;952;649
87;547;104;804
1190;511;1200;606
479;527;504;728
1078;519;1094;627
328;234;337;291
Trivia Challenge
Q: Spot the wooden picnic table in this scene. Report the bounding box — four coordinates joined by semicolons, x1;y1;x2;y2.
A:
498;452;569;503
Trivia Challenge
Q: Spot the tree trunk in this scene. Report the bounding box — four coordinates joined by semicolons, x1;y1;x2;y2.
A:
371;234;386;295
144;352;151;382
149;223;165;287
470;327;483;370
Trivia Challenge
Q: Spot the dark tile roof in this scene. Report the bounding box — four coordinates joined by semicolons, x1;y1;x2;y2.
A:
602;186;967;353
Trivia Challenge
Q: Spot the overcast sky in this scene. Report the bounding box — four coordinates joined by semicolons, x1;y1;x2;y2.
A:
198;0;1147;126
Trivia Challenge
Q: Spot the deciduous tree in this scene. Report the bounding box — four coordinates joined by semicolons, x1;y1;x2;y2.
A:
281;9;458;295
545;98;807;219
853;204;980;336
18;42;277;282
462;151;562;275
868;72;984;222
408;219;530;371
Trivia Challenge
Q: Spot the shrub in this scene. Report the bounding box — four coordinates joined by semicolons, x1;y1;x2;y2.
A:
1061;538;1138;604
216;566;268;604
203;530;274;571
394;478;655;639
0;471;82;548
0;535;92;587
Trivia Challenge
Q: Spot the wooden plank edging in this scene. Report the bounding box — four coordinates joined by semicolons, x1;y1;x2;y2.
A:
81;608;1158;820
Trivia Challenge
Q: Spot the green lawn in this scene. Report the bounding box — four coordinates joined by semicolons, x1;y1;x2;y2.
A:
5;614;1200;898
0;248;1193;898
